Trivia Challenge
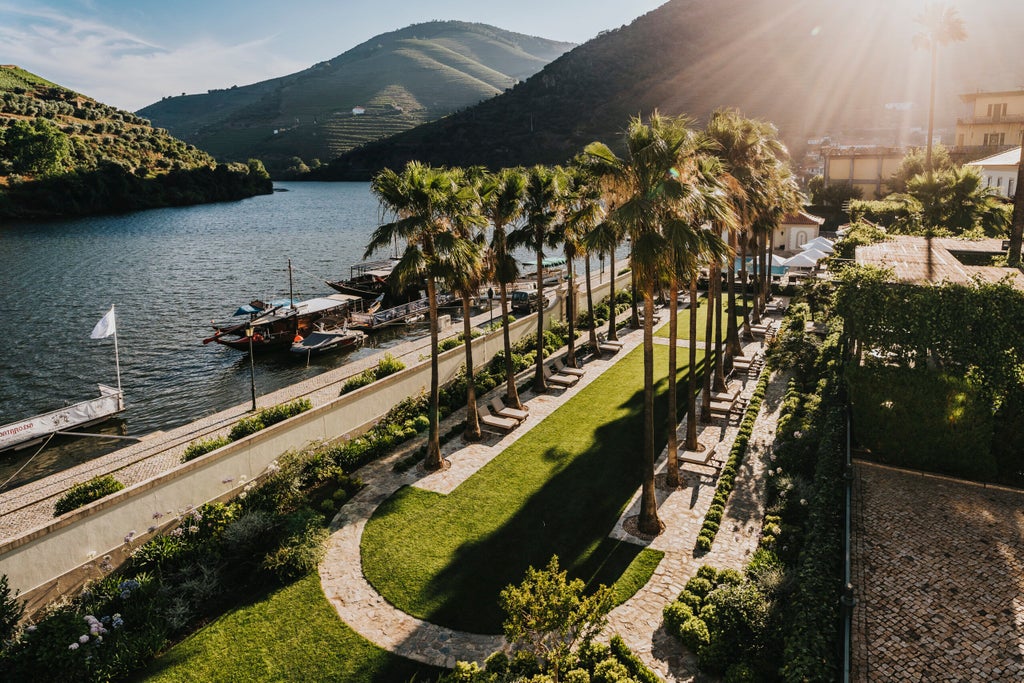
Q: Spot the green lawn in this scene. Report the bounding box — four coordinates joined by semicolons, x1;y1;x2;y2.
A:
139;574;440;683
362;344;705;634
655;293;751;340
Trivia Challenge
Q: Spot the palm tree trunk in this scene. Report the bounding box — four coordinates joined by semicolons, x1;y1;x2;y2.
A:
608;249;619;341
462;295;481;442
740;231;751;337
767;232;776;301
425;276;444;470
534;247;547;393
760;231;770;308
750;233;762;325
630;267;640;329
713;264;727;392
585;254;598;354
638;289;664;536
700;271;714;424
666;271;681;488
1007;147;1024;266
726;229;741;357
565;258;576;367
685;277;699;450
499;281;523;410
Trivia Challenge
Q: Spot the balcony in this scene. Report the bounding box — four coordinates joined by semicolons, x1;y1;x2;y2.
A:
957;114;1024;125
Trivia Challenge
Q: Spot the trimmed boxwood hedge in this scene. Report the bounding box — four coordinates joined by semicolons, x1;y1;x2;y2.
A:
53;474;124;516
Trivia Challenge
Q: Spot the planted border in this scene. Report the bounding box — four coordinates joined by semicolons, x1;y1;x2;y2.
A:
694;366;771;553
180;398;313;464
53;475;125;517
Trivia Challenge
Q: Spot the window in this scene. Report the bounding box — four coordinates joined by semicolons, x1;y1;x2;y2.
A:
997;177;1003;187
983;133;1006;146
987;176;993;187
1010;178;1016;198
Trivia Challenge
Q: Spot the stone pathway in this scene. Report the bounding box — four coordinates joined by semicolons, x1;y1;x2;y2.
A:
851;462;1024;682
320;308;791;680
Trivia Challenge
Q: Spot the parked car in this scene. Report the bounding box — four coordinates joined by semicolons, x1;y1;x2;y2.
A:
511;289;543;314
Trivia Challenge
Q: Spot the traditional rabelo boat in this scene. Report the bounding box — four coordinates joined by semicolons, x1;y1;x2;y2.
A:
204;294;365;351
326;258;400;299
0;385;125;453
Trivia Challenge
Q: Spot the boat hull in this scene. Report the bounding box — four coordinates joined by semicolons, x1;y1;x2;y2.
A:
0;385;125;453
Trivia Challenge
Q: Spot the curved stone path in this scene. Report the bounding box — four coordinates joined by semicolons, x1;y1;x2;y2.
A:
320;312;789;679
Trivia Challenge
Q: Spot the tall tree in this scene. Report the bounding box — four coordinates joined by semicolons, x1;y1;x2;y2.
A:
452;168;489;442
1009;149;1024;267
585;218;625;341
585;112;704;535
481;167;528;409
564;164;605;360
914;3;967;173
510;165;564;394
366;162;478;470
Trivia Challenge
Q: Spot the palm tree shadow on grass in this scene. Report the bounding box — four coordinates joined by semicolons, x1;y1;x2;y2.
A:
414;354;705;634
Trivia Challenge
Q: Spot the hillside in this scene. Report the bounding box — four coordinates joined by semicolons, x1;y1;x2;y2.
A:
137;21;574;172
0;65;271;219
316;0;1024;179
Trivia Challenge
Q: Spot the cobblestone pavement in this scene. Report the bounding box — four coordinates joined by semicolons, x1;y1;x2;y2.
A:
320;309;790;678
851;462;1024;682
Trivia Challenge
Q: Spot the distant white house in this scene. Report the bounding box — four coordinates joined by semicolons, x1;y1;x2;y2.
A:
965;146;1020;198
774;211;825;251
352;106;366;116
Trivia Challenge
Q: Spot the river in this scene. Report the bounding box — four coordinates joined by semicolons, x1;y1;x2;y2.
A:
0;183;408;486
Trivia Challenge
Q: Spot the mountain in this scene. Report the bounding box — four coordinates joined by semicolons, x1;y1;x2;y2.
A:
0;66;270;219
137;21;575;172
316;0;1024;180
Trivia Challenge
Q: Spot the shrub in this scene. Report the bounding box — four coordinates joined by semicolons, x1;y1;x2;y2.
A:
340;354;405;395
695;565;718;582
663;601;695;636
228;414;265;441
180;435;231;463
0;574;24;644
685;577;714;600
678;616;710;652
676;589;702;612
53;475;125;516
261;509;328;583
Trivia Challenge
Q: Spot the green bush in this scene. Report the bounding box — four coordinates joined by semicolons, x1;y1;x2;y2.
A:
678;616;710;652
0;574;24;645
340;354;405;395
663;600;695;636
180;435;231;463
261;509;328;583
53;475;125;516
609;635;661;683
685;577;714;600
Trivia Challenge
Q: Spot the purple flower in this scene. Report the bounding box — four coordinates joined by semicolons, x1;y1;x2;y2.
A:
68;643;79;651
152;511;164;520
79;634;89;644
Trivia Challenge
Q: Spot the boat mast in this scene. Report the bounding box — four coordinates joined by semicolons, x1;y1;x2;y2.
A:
288;258;296;311
113;305;122;395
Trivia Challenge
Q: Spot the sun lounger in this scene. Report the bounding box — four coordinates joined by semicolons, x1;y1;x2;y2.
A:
553;358;585;377
711;386;740;403
679;444;717;466
708;400;735;415
477;406;517;433
596;332;623;354
490;397;528;423
542;365;579;388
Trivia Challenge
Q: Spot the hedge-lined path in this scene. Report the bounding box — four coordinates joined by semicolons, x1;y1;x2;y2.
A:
320;307;790;679
605;365;789;681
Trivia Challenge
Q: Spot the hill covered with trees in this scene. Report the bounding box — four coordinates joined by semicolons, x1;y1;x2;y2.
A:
0;66;271;220
136;21;574;175
315;0;1024;180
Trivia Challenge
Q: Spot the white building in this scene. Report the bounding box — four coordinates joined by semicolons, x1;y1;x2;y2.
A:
964;146;1020;198
774;211;825;251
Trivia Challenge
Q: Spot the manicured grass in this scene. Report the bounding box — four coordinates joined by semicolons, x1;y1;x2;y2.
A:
611;548;665;607
139;574;440;683
654;293;750;340
362;344;706;634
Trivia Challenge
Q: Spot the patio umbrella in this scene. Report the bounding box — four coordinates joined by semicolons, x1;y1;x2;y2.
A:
800;238;834;254
784;251;822;268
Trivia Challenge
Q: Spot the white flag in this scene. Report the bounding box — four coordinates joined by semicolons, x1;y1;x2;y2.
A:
90;306;117;339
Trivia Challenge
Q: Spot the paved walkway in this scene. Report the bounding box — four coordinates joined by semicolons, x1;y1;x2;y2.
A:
851;462;1024;681
320;308;789;679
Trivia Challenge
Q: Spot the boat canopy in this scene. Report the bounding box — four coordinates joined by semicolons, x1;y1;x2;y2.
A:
234;298;298;316
521;257;567;268
247;294;364;325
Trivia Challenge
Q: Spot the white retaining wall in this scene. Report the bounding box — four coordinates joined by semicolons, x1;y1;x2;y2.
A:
0;270;632;602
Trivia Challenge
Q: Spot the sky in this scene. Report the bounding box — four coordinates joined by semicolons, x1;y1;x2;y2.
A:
0;0;666;112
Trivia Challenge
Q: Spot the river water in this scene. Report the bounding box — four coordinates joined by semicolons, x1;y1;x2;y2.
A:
0;182;406;486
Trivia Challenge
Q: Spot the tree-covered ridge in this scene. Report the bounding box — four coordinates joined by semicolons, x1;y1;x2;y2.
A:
0;66;271;219
136;21;575;173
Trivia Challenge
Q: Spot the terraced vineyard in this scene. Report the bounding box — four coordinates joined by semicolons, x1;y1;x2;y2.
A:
138;21;574;172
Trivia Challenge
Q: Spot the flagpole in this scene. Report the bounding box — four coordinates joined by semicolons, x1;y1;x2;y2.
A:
112;304;122;395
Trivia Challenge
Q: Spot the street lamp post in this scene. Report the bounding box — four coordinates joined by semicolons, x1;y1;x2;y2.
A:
487;286;494;329
245;325;257;412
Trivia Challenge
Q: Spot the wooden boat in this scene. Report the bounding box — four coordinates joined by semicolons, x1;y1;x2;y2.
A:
347;293;458;331
0;385;124;453
204;294;365;351
290;319;366;355
326;258;399;299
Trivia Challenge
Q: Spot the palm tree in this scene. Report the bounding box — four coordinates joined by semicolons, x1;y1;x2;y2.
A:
1008;150;1024;266
510;165;564;394
662;155;732;486
915;2;966;280
451;169;489;442
564;165;605;362
481;167;528;409
914;3;967;174
585;218;625;341
366;162;478;470
585;111;705;536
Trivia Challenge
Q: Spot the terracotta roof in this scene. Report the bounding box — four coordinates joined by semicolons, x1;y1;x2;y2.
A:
855;235;1024;290
781;210;826;226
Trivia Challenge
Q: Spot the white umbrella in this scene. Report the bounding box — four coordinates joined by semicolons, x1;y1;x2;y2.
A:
771;254;788;267
800;239;834;254
784;251;821;268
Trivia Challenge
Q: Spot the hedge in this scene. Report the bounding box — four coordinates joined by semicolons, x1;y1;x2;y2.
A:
53;475;124;517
